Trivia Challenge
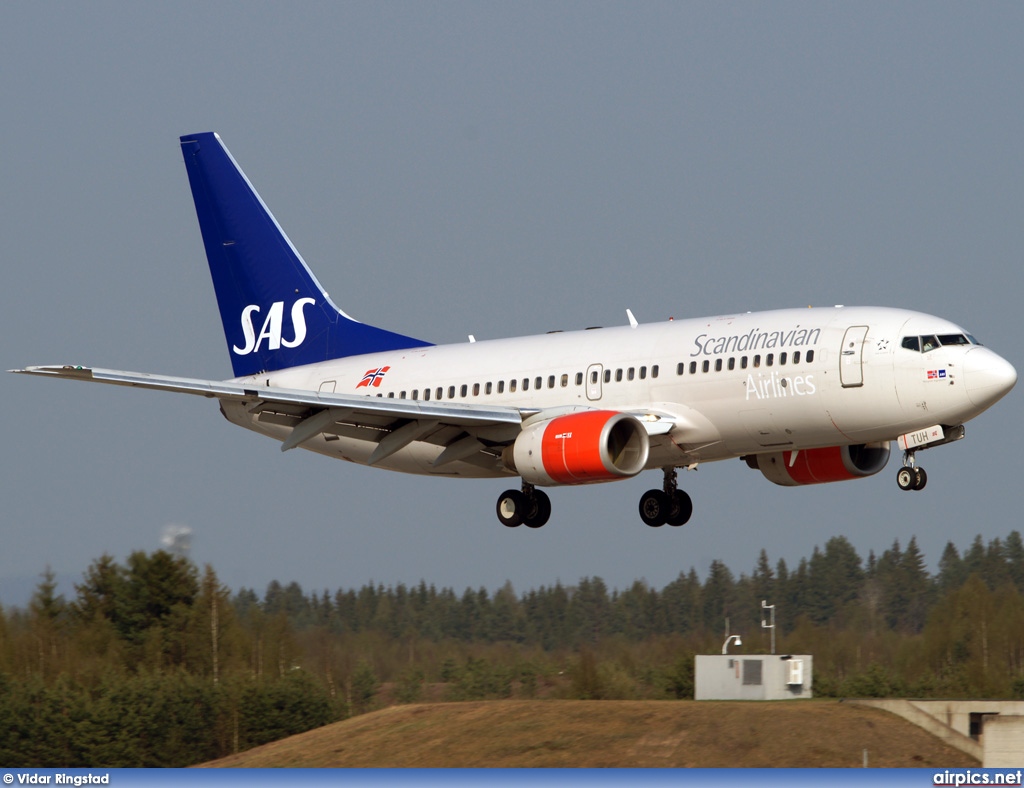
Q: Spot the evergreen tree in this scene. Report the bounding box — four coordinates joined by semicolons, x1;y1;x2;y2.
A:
752;549;775;607
1006;531;1024;592
936;541;966;596
349;659;379;714
701;560;735;634
900;536;932;633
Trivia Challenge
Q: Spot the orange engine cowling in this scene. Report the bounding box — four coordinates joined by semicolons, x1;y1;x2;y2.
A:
747;442;890;486
506;410;650;486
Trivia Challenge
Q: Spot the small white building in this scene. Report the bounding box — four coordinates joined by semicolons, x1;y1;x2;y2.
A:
695;654;813;700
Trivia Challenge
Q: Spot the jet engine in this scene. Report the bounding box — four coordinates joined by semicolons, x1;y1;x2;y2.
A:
504;410;649;486
746;442;891;486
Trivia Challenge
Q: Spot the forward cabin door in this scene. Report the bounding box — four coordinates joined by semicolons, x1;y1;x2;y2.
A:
840;325;869;388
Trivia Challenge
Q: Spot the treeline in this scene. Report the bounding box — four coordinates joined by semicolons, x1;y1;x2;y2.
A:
1;532;1023;766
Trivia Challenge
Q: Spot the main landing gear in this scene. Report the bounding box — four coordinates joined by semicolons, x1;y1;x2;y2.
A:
496;468;694;529
639;468;693;527
496;483;552;528
896;451;928;492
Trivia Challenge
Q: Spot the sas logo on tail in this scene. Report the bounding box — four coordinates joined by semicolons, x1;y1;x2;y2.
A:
233;299;315;356
357;366;391;388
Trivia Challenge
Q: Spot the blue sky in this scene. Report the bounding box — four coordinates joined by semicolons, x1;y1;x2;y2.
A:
2;2;1022;609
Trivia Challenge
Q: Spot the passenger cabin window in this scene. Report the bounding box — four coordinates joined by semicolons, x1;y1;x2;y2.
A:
604;370;611;383
460;384;468;397
498;381;505;393
677;362;685;375
509;379;517;393
535;376;542;390
561;374;569;387
575;372;582;386
806;350;815;362
652;365;659;378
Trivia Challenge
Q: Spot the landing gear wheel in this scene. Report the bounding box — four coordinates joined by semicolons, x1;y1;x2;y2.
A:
523;490;551;528
666;490;693;527
912;467;927;491
497;489;527;527
896;467;916;491
639;489;670;527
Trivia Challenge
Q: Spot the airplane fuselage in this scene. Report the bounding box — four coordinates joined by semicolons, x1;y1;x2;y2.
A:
223;305;1008;481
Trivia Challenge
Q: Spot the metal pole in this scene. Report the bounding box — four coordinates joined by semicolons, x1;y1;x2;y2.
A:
761;600;776;655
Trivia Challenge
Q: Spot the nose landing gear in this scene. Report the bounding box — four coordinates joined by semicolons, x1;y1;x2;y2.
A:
896;451;928;491
639;467;693;527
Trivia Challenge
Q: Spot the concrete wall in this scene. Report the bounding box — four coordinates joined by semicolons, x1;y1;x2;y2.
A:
983;715;1024;768
908;701;1024;740
695;654;812;700
849;699;1024;766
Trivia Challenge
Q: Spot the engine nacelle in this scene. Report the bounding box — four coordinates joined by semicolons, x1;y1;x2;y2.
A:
506;410;650;486
747;442;891;487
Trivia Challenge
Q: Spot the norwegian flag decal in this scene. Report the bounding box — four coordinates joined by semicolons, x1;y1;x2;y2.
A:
926;369;947;380
356;366;391;388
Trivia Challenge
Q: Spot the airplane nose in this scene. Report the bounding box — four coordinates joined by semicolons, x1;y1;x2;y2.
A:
963;348;1017;410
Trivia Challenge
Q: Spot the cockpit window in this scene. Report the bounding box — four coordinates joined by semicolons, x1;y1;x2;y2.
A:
901;333;977;352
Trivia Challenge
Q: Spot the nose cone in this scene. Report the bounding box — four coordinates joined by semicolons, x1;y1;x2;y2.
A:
964;348;1017;410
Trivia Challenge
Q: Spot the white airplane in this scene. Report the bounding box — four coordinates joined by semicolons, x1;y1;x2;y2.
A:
12;132;1017;529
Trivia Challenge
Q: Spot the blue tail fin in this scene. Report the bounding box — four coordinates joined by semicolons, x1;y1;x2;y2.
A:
179;132;432;378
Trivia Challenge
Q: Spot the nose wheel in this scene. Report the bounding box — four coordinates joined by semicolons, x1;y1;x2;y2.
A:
496;483;551;528
896;452;928;491
639;468;693;527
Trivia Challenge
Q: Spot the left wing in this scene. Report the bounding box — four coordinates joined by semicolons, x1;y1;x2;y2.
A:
11;365;686;472
11;365;527;468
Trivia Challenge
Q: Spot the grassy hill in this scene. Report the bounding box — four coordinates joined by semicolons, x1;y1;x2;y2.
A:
199;700;978;768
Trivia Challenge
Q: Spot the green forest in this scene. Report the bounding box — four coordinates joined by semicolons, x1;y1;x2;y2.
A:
2;530;1023;767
